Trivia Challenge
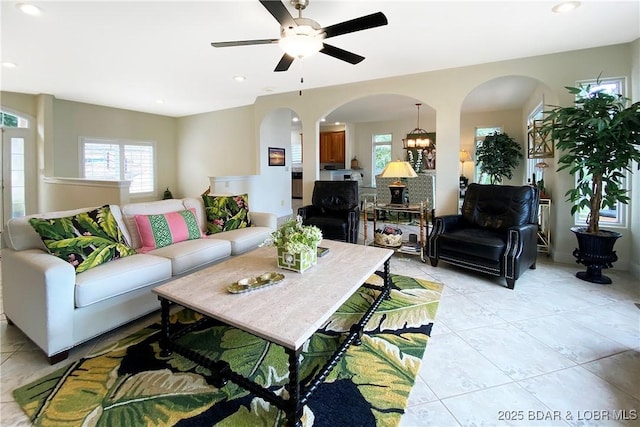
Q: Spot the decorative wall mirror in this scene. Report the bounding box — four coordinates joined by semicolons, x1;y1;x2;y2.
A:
527;119;554;158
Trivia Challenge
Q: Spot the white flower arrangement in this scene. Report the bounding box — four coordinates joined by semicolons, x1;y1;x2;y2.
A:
261;216;322;254
407;149;423;173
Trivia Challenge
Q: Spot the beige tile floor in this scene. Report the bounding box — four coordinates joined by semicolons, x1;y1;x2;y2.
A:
1;214;639;426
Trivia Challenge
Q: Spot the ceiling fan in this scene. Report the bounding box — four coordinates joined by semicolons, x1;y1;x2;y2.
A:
211;0;388;72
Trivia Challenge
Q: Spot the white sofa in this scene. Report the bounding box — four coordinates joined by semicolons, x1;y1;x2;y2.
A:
1;197;277;364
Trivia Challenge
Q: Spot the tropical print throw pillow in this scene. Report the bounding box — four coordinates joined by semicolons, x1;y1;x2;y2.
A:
202;193;251;235
134;208;202;253
29;205;136;274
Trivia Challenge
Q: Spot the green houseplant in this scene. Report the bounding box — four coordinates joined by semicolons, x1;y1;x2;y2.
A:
540;82;640;283
475;132;523;184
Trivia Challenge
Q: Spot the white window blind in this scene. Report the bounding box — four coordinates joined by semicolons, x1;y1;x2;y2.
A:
81;138;155;195
291;143;302;164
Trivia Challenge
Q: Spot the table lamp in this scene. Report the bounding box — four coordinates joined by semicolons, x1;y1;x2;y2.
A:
380;160;418;205
459;149;472;177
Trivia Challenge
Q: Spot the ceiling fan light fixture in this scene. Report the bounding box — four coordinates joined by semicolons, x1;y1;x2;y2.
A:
210;1;387;72
279;21;324;58
279;33;322;58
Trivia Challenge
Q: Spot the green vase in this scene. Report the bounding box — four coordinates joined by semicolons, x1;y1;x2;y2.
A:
277;247;314;273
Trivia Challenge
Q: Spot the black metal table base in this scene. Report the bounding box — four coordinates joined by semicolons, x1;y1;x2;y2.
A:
158;258;391;427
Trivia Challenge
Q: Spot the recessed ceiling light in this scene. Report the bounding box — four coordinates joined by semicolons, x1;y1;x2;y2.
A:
155;99;165;104
552;1;580;13
2;62;17;68
320;118;326;122
233;75;246;82
334;122;341;126
292;117;299;122
17;3;42;16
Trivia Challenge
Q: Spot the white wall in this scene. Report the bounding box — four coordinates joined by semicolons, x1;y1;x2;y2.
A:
258;108;295;217
41;177;130;212
176;105;255;199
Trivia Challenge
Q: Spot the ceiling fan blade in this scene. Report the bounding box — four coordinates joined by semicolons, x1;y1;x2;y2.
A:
320;43;364;65
211;39;279;48
259;0;296;29
274;54;295;72
322;12;388;39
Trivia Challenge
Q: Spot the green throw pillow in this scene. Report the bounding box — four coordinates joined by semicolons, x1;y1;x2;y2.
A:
202;193;251;235
29;205;137;274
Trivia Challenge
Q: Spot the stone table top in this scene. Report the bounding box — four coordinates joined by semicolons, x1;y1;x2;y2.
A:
152;239;393;350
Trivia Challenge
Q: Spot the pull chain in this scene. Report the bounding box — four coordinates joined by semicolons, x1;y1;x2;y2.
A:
299;59;304;96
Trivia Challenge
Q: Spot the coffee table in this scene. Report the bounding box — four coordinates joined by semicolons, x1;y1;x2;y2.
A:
152;239;393;426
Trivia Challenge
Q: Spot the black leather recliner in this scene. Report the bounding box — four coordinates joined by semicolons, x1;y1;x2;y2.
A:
428;183;539;289
297;180;360;244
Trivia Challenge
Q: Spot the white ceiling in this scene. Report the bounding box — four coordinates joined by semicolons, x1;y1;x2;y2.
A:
2;1;639;121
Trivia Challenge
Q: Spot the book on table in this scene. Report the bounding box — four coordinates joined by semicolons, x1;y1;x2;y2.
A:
399;242;420;253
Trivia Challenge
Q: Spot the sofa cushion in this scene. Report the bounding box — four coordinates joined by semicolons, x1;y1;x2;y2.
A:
202;193;251;234
28;205;137;274
121;199;189;249
146;238;232;275
209;226;273;255
438;228;506;261
75;253;172;307
134;208;202;253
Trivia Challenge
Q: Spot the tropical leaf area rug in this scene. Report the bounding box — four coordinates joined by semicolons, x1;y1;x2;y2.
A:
14;273;442;427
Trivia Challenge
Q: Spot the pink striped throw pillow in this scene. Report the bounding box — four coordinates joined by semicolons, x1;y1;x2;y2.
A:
134;208;203;253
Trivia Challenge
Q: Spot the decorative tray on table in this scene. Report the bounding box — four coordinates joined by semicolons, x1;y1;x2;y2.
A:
227;272;285;294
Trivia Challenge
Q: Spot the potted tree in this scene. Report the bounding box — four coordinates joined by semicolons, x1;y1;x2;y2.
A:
476;132;523;184
540;82;640;284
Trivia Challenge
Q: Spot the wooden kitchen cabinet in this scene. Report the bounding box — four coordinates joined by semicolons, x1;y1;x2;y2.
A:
320;131;345;164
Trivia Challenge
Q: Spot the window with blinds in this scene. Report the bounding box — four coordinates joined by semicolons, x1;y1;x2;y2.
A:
291;143;302;164
81;138;155;195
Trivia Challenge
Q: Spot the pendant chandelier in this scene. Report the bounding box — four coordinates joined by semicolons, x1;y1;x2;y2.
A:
402;103;433;149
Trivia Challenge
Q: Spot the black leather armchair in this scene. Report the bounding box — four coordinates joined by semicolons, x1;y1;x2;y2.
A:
297;180;360;244
428;184;539;289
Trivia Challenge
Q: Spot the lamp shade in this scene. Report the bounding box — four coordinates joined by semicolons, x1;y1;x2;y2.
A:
380;160;418;179
459;150;472;162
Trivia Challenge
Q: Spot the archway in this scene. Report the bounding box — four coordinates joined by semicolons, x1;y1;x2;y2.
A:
320;94;437;188
460;75;553;188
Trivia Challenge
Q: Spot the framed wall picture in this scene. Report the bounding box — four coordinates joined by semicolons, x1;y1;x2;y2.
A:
268;147;285;166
